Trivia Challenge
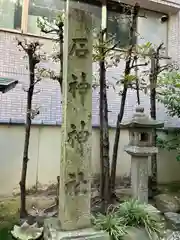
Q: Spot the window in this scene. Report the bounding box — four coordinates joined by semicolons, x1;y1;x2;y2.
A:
82;1;135;48
0;0;167;51
137;9;168;48
70;1;102;37
90;1;135;48
0;0;22;30
27;0;102;37
107;3;135;48
107;12;134;48
28;0;64;35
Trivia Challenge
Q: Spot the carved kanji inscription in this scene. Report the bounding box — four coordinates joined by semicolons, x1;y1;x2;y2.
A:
67;120;90;156
69;38;89;58
69;72;90;106
65;171;88;196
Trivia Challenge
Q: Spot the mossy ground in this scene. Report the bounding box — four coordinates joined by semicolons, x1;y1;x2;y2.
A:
0;197;19;239
0;182;179;239
0;195;55;239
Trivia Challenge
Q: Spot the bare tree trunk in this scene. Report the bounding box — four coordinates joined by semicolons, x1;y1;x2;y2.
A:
110;86;127;197
102;86;110;208
99;55;110;211
149;45;161;196
99;52;105;205
136;78;140;105
20;66;34;218
58;23;64;93
18;41;41;218
149;53;157;197
110;4;140;197
54;22;64;206
99;1;110;212
135;56;140;105
99;52;110;211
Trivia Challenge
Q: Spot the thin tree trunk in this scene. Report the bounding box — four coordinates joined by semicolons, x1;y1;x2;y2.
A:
99;1;110;212
59;24;63;93
149;46;161;195
134;56;140;105
110;4;140;196
110;86;128;196
99;53;105;204
56;23;64;207
99;54;110;211
103;86;110;209
136;78;140;105
20;88;34;217
99;46;110;211
19;57;35;218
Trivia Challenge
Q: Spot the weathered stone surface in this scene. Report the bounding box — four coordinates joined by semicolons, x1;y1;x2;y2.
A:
155;194;180;213
44;218;110;240
145;204;161;215
123;107;163;204
59;1;93;231
165;212;180;230
125;146;158;156
122;227;158;240
121;106;164;128
164;231;180;240
131;156;149;203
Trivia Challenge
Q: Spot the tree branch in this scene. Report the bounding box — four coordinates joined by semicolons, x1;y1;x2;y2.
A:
104;40;121;54
130;62;148;69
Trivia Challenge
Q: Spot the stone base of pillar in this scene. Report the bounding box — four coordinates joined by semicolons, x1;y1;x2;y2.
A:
44;218;110;240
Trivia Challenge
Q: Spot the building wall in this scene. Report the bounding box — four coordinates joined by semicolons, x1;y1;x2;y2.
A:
0;0;180;195
0;124;180;196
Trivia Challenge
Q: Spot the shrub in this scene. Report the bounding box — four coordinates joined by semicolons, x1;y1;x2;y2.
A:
93;199;164;239
117;199;163;238
92;206;127;240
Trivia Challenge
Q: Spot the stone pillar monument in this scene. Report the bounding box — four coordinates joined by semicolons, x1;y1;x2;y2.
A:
58;2;92;231
44;1;109;239
121;107;164;203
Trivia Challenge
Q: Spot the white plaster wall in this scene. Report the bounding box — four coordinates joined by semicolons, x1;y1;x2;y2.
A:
0;124;180;196
0;0;180;196
0;125;39;195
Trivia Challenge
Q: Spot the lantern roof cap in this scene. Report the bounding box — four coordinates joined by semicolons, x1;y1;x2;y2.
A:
120;106;164;128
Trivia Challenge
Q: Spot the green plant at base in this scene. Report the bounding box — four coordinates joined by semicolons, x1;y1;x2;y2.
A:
93;199;164;239
92;206;127;240
117;199;163;239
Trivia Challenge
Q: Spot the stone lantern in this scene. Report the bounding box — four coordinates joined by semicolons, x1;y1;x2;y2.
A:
121;106;164;203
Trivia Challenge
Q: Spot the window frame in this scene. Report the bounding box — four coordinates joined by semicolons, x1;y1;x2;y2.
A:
0;0;130;35
0;0;168;48
137;8;168;50
21;0;29;33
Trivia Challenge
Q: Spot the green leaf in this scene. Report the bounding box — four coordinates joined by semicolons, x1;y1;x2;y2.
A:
145;42;152;48
157;70;180;119
124;74;136;82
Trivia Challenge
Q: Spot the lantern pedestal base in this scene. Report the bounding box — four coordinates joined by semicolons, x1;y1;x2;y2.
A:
131;156;149;203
